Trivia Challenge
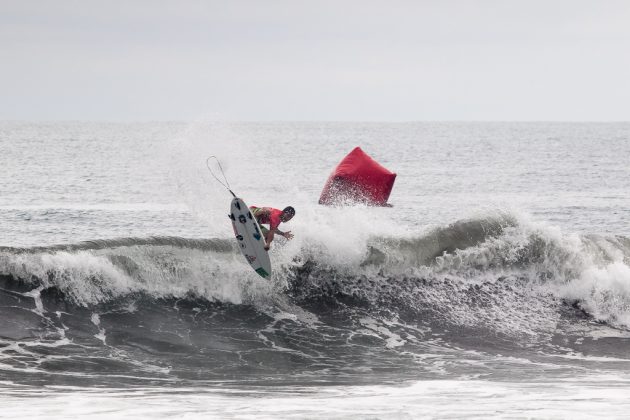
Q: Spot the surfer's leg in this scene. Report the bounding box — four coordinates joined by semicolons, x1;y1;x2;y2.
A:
259;225;274;245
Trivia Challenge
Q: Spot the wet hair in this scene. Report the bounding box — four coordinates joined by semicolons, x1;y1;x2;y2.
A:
282;206;295;217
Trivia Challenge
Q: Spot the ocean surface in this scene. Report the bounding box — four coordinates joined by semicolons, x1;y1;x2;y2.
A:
1;121;630;418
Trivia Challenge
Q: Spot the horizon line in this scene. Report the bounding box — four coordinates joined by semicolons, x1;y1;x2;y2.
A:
1;119;629;124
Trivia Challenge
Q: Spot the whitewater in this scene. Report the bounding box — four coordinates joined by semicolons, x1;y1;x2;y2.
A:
1;121;630;418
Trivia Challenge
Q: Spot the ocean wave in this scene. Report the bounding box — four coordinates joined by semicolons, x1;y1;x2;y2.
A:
1;216;630;330
3;216;630;387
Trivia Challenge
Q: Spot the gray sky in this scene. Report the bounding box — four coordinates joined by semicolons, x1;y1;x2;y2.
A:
2;0;629;121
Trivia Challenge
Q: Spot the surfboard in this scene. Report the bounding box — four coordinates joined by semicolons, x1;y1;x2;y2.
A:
229;197;272;278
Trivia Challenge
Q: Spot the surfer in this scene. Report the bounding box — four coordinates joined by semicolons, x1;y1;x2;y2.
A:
249;206;295;250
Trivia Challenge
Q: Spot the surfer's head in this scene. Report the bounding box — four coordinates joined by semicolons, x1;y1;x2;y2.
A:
281;206;295;222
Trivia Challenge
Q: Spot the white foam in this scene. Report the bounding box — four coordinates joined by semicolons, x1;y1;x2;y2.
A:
558;261;630;327
90;313;107;344
0;246;267;306
359;317;406;348
3;377;630;419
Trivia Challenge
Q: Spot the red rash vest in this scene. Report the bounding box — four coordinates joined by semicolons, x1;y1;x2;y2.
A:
250;207;283;230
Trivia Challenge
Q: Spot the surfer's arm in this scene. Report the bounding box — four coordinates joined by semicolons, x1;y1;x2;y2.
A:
272;228;293;240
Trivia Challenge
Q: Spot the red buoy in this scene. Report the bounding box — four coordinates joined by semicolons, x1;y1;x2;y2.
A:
319;147;396;206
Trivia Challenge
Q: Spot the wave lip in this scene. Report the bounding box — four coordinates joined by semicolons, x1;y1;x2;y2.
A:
363;213;518;267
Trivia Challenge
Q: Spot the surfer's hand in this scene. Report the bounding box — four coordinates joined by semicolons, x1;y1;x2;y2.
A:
264;245;270;251
283;231;294;240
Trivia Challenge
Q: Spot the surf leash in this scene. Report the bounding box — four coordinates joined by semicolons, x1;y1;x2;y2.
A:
206;156;236;197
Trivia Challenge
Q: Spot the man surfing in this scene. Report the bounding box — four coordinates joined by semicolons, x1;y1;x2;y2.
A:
249;205;295;250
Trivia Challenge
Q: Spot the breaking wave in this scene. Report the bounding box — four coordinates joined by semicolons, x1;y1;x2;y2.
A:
2;214;630;327
2;213;630;386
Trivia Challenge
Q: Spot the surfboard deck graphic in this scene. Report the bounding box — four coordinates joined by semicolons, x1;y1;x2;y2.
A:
229;197;271;278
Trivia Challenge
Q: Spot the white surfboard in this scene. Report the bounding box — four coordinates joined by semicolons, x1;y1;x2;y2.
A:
229;197;272;278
